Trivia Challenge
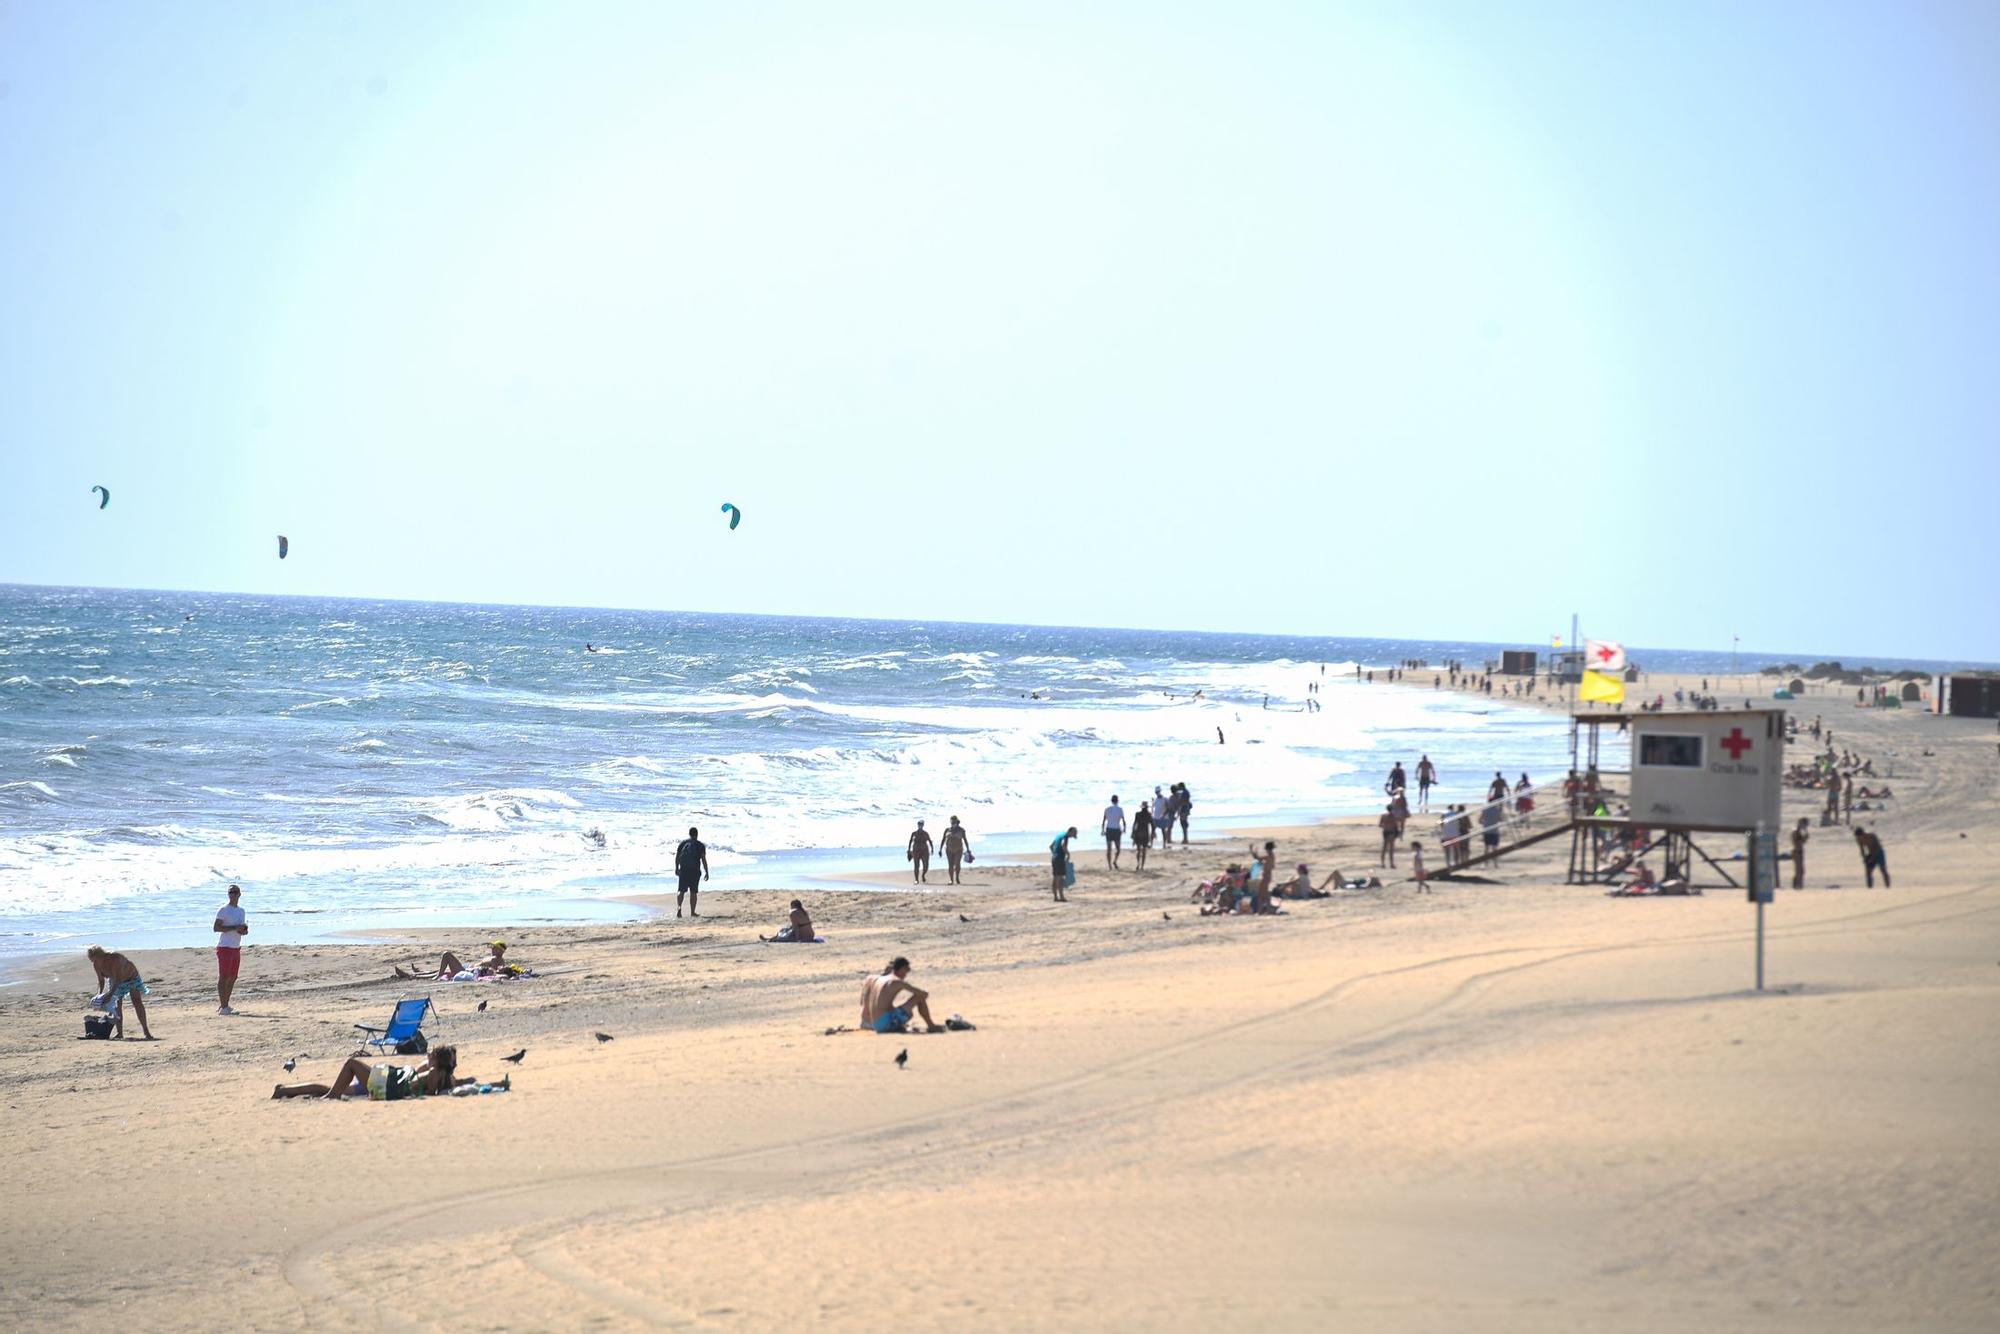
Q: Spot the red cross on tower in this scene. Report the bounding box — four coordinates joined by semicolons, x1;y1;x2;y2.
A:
1720;727;1752;760
1593;644;1617;663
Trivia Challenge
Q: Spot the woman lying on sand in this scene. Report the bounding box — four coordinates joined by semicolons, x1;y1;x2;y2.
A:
272;1045;498;1100
396;941;526;981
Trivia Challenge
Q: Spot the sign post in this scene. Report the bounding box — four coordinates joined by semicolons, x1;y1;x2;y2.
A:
1748;822;1776;990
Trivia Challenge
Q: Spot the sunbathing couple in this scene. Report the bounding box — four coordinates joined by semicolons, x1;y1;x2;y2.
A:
1607;862;1697;896
1194;853;1375;914
396;940;524;981
271;1045;505;1100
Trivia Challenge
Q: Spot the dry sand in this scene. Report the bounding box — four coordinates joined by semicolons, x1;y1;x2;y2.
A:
4;684;1995;1330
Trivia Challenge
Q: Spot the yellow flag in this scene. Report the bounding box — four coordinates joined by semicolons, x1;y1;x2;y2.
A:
1579;669;1624;704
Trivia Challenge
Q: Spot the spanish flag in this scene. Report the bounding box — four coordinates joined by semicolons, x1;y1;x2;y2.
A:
1579;669;1624;704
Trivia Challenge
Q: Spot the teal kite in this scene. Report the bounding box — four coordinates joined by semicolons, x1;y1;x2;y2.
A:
277;535;289;559
720;502;741;530
91;485;109;509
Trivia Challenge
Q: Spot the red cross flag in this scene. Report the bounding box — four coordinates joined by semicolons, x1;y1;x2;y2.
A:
1584;639;1625;672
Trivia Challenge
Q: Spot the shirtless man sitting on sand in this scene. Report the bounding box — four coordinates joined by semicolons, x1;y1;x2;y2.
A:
859;956;942;1034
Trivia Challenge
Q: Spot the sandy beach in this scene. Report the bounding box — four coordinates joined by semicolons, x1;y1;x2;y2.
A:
5;682;1996;1331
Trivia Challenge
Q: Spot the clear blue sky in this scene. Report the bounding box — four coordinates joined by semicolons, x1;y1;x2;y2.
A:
3;2;1996;660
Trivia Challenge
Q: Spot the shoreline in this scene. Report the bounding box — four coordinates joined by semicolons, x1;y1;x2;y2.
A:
6;670;1995;1328
5;666;1953;975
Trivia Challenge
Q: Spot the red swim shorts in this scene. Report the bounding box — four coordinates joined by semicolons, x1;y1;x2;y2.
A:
216;947;242;979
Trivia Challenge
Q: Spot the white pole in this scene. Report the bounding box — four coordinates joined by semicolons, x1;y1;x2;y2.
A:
1753;820;1766;992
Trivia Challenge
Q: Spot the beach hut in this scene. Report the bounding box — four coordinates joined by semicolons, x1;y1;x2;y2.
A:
1935;673;2000;718
1901;681;1921;703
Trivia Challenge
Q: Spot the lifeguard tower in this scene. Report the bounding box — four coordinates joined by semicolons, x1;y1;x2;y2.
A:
1567;709;1784;887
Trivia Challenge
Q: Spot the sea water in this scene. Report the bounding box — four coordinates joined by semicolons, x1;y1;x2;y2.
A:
0;584;1962;957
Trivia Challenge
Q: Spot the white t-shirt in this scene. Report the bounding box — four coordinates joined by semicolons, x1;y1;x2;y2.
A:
215;903;246;949
1102;804;1125;831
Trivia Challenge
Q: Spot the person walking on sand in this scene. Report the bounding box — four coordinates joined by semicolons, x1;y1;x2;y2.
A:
1386;761;1407;798
1378;804;1399;868
1175;783;1194;844
1101;795;1126;869
907;819;933;884
213;883;248;1015
1415;755;1437;811
1854;827;1890;887
1411;841;1429;892
1151;787;1170;850
1131;800;1154;870
860;956;943;1034
87;946;154;1039
674;827;709;917
1790;818;1809;889
1488;772;1509;803
1050;827;1078;902
1479;801;1503;860
939;816;971;885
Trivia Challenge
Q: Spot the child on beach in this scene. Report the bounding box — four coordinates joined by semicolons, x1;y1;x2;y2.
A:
1410;843;1428;893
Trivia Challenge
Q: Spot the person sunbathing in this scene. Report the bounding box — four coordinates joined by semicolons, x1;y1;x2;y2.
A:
1192;864;1245;905
272;1045;485;1100
398;941;516;980
1279;863;1330;899
761;900;817;943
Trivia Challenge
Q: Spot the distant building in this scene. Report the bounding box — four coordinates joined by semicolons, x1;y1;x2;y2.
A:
1934;673;2000;718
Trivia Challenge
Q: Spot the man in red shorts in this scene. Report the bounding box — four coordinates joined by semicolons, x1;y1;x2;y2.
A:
213;883;248;1015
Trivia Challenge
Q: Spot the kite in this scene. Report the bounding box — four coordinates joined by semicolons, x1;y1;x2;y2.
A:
91;485;110;509
720;502;741;530
277;535;289;559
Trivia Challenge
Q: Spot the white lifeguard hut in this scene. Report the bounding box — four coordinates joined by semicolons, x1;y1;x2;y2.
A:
1567;709;1785;889
1627;710;1783;830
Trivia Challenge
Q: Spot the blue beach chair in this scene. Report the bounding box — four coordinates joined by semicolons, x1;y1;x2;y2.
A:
355;997;436;1055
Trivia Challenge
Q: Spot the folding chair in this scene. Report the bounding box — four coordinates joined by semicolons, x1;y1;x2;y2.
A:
355;997;437;1055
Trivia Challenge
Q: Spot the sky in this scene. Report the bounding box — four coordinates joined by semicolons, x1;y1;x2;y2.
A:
2;1;1996;661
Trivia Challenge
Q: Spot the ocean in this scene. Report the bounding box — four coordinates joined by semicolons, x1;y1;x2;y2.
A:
0;584;1970;960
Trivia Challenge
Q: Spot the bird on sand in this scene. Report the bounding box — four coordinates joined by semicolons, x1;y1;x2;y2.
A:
1162;912;1171;921
593;1032;614;1043
282;1056;298;1073
501;1049;527;1064
959;914;970;923
894;1048;908;1069
476;999;488;1011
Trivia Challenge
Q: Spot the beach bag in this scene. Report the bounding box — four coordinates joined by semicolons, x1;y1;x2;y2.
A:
395;1033;428;1055
964;850;974;864
84;1013;114;1039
